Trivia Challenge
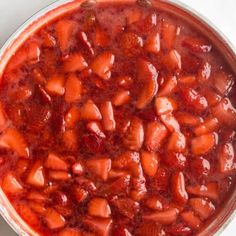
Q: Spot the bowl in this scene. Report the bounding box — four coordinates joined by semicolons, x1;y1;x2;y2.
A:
0;0;235;235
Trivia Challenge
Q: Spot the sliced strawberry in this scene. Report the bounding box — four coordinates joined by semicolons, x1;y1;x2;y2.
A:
130;175;147;201
41;30;56;48
26;160;45;187
162;49;181;71
86;157;111;181
29;202;46;214
16;159;29;175
145;121;168;152
0;128;29;157
80;100;102;120
27;41;41;64
158;76;177;97
78;31;94;55
45;153;69;170
49;171;71;181
123;117;144;151
189;198;215;220
191;132;218;155
58;228;82;236
165;223;192;236
145;196;163;210
204;89;222;107
175;112;202;127
182;37;212;53
144;31;160;54
87;121;106;138
27;191;47;202
35;84;52;105
11;85;33;102
74;187;88;203
62;129;78;152
151;167;169;192
141;150;159;177
2;173;23;194
63;53;88;73
161;21;177;50
167;132;186;152
171;171;188;204
44;208;66;229
143;208;179;224
88;198;111;218
17;203;39;226
181;211;201;230
194;117;219;136
178;75;196;85
112;90;130;107
65;106;80;128
135;222;161;236
90;52;115;80
126;8;142;25
164;152;187;170
155;97;176;115
100;101;116;131
108;169;129;179
45;74;65;96
72;162;84;175
136;13;157;32
190;157;210;177
213;71;234;95
94;26;110;47
197;62;211;83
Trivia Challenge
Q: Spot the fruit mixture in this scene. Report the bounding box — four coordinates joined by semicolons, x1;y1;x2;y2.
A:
0;1;236;236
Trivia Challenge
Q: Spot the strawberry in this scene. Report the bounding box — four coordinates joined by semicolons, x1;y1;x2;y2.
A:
27;41;41;64
80;100;102;120
17;203;39;226
0;103;7;131
35;84;52;105
32;68;46;85
49;171;71;181
44;208;66;229
178;75;196;85
100;101;116;131
158;76;177;97
144;121;168;152
78;31;94;55
88;198;111;218
45;74;65;96
26;160;45;187
162;49;181;71
74;187;88;203
187;182;218;200
189;198;215;220
94;26;110;47
141;150;159;177
41;30;56;48
144;31;160;54
197;62;211;83
175;112;202;127
191;132;218;155
90;52;115;80
86;157;111;181
126;8;142;25
62;129;78;152
167;132;186;153
123;117;144;151
45;153;69;170
87;121;106;138
190;157;210;177
58;228;82;236
72;162;84;175
136;13;157;33
112;90;130;107
11;85;33;102
56;20;78;53
164;152;187;170
16;159;29;175
65;106;80;128
113;227;132;236
135;222;161;236
165;223;192;236
193;117;219;136
0;128;29;157
155;97;177;115
171;172;188;204
27;191;47;202
145;196;163;210
108;169;129;179
83;133;104;153
116;76;133;88
29;202;46;214
212;98;236;128
63;53;88;73
181;211;201;230
136;59;158;109
218;143;235;174
182;37;212;53
204;89;222;107
143;208;179;224
111;197;140;219
213;71;233;95
151;167;169;192
2;173;23;194
161;21;177;50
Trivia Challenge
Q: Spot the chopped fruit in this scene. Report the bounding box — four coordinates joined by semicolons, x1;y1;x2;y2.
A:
141;150;159;177
213;71;234;95
16;159;29;175
65;106;80;128
83;133;104;153
90;52;115;80
191;133;218;155
165;223;192;236
11;85;33;102
204;89;222;106
178;75;196;85
94;26;110;47
218;143;235;173
197;62;211;83
143;208;179;224
45;74;65;96
44;208;66;229
0;128;29;157
26;161;45;187
27;41;41;64
171;172;188;204
0;103;7;130
151;167;169;192
145;121;168;152
49;171;71;181
145;196;163;210
17;203;39;226
87;121;106;138
120;32;143;57
181;211;201;230
2;173;23;194
189;198;215;220
32;68;46;85
135;222;161;236
136;13;157;32
187;182;218;200
160;113;180;132
108;169;129;179
65;74;82;103
194;117;219;136
41;31;56;48
167;132;186;153
155;97;176;115
161;22;177;50
100;101;116;131
182;37;212;53
86;157;111;181
158;76;177;97
162;49;181;71
112;90;130;107
45;153;69;170
126;8;141;25
35;85;52;104
175;112;202;127
80;100;102;120
164;152;187;170
63;129;78;151
74;187;88;203
58;228;82;236
63;53;88;73
27;191;47;202
29;202;46;214
116;76;133;88
72;162;84;175
190;157;210;177
144;31;160;54
88;198;111;218
123;117;144;151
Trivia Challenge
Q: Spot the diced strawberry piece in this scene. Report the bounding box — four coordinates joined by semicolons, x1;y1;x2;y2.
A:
151;167;169;192
78;31;94;55
191;132;218;155
204;89;222;107
190;157;210;177
145;196;163;210
123;117;144;151
194;117;219;136
58;228;82;236
213;71;234;95
182;37;212;53
27;41;41;64
45;153;69;170
62;129;78;152
145;121;168;152
141;151;159;177
171;171;188;204
143;208;179;224
88;198;111;218
116;76;133;88
63;53;88;73
165;223;192;236
136;59;158;109
175;112;202;127
72;162;84;175
16;159;29;175
181;211;201;230
162;49;181;71
83;217;112;236
41;30;56;48
136;13;157;32
167;132;186;152
144;31;160;54
126;8;142;25
87;121;106;138
26;161;45;187
80;100;102;120
178;75;196;85
90;52;115;80
11;85;33;102
56;20;77;53
212;98;236;128
182;53;203;74
100;101;116;131
158;76;177;97
27;191;47;202
32;68;46;85
45;74;65;96
135;222;161;236
113;227;132;236
197;62;211;83
120;32;143;57
108;169;129;179
74;187;88;203
49;171;71;181
94;26;110;47
218;143;235;173
112;90;130;107
83;133;104;153
164;152;187;170
2;173;23;194
155;97;177;115
161;21;177;50
17;203;39;226
86;157;111;181
44;208;66;229
111;197;139;219
35;84;52;105
0;128;29;157
65;106;80;128
29;202;46;214
189;198;215;220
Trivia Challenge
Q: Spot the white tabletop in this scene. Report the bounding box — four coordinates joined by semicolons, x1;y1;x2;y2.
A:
0;0;235;235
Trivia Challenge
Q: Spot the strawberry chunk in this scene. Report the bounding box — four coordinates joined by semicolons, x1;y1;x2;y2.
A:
126;8;142;25
27;41;41;64
27;191;47;202
74;187;88;203
175;112;202;127
58;228;82;236
181;211;201;230
83;133;104;153
182;37;212;53
213;71;234;95
158;76;177;97
94;26;110;47
178;75;196;85
63;53;88;73
135;222;161;236
145;196;163;211
65;106;80;128
164;152;187;170
62;129;78;152
141;150;159;177
155;97;177;115
88;198;111;218
136;13;157;32
162;50;181;71
41;30;56;48
0;103;7;131
80;100;102;120
29;202;46;214
218;143;235;173
26;161;45;187
190;157;210;177
193;117;219;136
197;62;211;83
167;132;186;152
44;208;66;229
144;31;160;54
151;167;169;192
2;173;23;194
100;101;116;131
161;22;178;50
45;74;65;96
45;153;69;170
112;90;130;107
87;121;106;138
49;171;71;181
161;113;180;133
72;162;84;175
204;89;222;107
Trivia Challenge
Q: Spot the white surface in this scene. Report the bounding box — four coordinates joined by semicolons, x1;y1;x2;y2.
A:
0;0;235;235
